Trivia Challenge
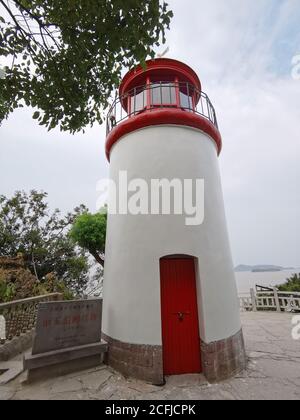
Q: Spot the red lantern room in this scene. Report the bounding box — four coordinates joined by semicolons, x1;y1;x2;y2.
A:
105;58;222;161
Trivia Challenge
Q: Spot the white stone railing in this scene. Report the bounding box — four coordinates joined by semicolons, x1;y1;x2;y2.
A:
0;293;62;345
239;288;300;312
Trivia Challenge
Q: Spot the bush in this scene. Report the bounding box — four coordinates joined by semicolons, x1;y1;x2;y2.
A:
0;263;74;303
34;273;74;300
277;273;300;293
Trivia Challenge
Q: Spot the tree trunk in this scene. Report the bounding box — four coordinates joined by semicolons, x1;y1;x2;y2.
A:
91;251;104;267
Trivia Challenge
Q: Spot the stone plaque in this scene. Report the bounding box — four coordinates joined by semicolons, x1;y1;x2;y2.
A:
32;299;102;355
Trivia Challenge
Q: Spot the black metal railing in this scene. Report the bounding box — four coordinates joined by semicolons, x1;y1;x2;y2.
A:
106;82;219;135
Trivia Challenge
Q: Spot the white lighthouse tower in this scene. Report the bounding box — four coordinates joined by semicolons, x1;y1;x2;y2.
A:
102;58;246;384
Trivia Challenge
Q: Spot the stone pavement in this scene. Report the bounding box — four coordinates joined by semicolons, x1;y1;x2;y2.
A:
0;312;299;400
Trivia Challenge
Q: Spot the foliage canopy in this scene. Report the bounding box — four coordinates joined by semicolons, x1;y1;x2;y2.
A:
0;0;173;132
277;273;300;293
0;190;89;293
70;211;107;267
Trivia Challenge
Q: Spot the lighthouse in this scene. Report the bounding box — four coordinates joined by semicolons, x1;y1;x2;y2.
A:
102;58;246;384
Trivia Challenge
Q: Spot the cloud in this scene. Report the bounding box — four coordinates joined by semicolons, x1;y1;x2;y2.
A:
0;109;108;214
0;0;300;266
165;0;300;266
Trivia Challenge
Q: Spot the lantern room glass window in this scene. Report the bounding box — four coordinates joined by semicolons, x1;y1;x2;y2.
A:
151;83;176;106
130;87;146;114
179;91;191;108
179;84;195;110
128;78;197;115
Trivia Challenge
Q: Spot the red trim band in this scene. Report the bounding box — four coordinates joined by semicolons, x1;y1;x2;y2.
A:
105;109;222;161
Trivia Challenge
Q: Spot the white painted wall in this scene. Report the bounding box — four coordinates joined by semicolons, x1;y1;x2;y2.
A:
102;125;241;345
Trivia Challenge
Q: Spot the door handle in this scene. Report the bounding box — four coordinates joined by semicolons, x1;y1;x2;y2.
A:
172;311;190;321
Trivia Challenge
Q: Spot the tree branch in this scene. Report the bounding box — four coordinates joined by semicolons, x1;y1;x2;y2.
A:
0;0;30;37
0;0;43;61
13;0;56;28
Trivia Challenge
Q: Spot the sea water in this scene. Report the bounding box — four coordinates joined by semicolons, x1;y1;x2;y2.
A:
235;270;299;295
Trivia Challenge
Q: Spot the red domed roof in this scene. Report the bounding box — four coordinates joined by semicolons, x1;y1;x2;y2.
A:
119;58;201;96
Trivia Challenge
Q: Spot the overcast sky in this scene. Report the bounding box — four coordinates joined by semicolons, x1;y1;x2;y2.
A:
1;0;300;267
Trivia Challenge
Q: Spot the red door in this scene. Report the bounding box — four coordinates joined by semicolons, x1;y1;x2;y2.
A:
160;257;202;375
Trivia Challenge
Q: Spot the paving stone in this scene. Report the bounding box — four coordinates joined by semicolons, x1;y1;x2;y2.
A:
217;389;237;400
166;374;207;387
229;377;299;400
91;382;118;400
135;391;168;400
49;391;90;400
49;377;83;394
13;385;51;400
80;369;113;390
0;386;15;400
0;361;23;385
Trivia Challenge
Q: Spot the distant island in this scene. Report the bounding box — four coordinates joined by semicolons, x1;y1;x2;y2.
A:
235;264;295;273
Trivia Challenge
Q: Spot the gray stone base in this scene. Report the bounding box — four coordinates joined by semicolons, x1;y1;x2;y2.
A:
102;333;164;385
24;341;108;383
103;330;246;385
26;354;104;383
201;329;247;382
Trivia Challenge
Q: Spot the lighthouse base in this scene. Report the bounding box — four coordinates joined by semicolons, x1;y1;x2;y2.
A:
201;329;247;383
103;330;246;385
102;334;164;385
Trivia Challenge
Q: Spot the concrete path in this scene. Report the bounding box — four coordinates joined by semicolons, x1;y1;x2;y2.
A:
0;312;299;400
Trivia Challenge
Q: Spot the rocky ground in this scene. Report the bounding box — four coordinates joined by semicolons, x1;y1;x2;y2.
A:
0;312;299;400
